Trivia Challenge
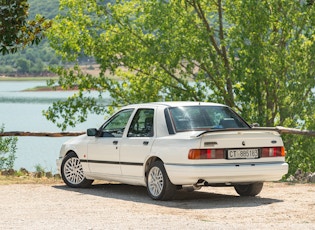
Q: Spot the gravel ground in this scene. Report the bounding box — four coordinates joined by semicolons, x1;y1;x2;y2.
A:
0;182;314;230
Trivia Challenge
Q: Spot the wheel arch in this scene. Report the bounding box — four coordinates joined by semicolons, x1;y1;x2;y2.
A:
60;151;93;188
62;149;91;177
144;156;163;179
65;149;78;157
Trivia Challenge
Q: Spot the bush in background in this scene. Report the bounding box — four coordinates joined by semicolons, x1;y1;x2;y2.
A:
0;125;18;170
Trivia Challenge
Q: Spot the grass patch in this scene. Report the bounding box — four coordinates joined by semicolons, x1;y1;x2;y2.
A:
0;175;62;185
0;169;62;185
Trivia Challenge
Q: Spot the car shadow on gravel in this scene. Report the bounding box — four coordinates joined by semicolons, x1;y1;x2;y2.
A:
53;183;283;209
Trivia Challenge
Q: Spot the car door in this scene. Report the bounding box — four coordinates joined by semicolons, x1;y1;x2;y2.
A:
119;108;155;179
87;109;134;176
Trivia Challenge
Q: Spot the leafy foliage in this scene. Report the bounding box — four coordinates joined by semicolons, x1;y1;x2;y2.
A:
44;66;107;130
47;0;315;124
0;0;52;55
0;125;18;170
284;113;315;175
283;134;315;175
0;0;59;75
46;0;315;175
0;40;59;75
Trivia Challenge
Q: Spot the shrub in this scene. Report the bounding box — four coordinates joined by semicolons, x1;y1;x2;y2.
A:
0;125;18;170
283;134;315;176
34;164;46;178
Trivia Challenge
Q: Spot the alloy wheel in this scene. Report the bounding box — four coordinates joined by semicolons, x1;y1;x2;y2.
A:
63;157;85;185
148;166;164;197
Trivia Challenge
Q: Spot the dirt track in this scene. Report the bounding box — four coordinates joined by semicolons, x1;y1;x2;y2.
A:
0;182;314;230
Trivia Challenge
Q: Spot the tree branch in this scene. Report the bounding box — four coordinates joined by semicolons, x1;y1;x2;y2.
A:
186;0;222;56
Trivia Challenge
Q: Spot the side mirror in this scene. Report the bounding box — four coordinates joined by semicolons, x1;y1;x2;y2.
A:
87;128;98;136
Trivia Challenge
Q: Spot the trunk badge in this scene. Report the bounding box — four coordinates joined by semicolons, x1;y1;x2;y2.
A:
242;141;246;146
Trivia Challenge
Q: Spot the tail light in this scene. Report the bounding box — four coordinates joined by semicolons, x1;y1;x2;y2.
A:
188;149;224;159
188;146;286;160
261;147;286;157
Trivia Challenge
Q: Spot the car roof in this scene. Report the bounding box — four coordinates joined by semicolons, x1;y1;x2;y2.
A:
122;101;226;109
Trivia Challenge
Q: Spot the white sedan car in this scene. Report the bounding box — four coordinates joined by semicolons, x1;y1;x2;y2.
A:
57;102;288;200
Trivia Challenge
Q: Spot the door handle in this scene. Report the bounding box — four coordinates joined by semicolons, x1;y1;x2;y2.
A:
143;141;149;145
113;140;118;145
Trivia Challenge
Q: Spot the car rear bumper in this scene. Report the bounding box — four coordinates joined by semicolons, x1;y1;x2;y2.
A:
165;162;288;185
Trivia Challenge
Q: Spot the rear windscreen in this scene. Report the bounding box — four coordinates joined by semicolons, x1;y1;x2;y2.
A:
169;106;250;132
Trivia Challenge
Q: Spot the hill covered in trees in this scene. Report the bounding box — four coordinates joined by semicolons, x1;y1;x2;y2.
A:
0;0;59;76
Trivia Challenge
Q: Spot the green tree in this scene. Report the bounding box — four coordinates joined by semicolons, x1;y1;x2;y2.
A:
46;0;315;175
16;58;31;73
0;0;51;171
0;0;58;75
30;58;45;73
0;0;52;55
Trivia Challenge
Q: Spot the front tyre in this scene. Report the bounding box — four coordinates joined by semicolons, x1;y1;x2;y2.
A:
61;152;93;188
146;161;176;201
234;182;264;196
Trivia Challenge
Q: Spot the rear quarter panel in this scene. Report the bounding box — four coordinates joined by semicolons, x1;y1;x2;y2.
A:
150;132;201;164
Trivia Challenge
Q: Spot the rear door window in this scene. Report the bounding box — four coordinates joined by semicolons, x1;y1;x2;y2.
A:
127;109;154;137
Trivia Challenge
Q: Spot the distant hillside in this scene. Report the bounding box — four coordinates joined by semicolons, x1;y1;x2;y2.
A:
0;0;59;76
28;0;59;19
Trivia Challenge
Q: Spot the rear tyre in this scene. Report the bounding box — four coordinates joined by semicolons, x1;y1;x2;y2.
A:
146;161;176;200
61;152;93;188
234;182;263;196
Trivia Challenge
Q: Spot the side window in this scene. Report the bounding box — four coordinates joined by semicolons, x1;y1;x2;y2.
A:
127;109;154;137
101;109;134;137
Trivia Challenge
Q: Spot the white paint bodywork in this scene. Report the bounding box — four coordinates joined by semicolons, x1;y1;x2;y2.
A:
57;102;288;187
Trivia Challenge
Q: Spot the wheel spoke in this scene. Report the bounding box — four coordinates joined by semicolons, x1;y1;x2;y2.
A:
63;157;84;185
148;166;164;197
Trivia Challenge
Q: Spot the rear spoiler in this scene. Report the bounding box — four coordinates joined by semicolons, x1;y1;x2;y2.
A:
196;127;280;137
197;126;315;137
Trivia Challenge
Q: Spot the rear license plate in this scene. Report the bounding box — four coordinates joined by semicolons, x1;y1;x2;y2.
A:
227;149;259;159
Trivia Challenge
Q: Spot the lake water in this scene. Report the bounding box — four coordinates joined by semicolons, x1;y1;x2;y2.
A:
0;81;107;173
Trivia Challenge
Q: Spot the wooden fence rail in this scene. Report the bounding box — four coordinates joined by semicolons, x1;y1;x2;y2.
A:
254;126;315;137
0;126;315;137
0;131;85;137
